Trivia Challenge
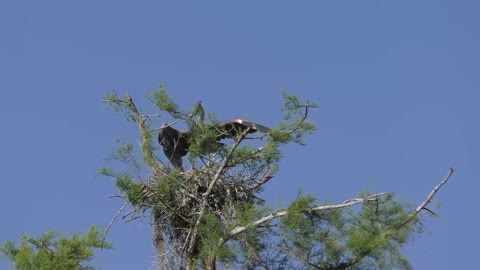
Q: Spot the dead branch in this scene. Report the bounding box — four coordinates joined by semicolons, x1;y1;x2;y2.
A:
226;192;389;239
248;174;274;191
123;215;142;223
150;119;182;132
107;195;125;199
122;209;136;219
396;167;454;229
415;167;454;214
141;114;162;118
231;167;454;240
102;202;128;248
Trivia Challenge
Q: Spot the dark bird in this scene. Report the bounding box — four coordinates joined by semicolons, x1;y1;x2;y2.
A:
158;119;269;170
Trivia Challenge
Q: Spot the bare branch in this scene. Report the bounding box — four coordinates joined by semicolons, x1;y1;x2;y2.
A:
123;215;142;223
107;195;125;199
397;167;454;228
101;99;124;104
102;202;128;248
227;192;389;239
141;114;162;118
122;209;136;219
414;167;454;214
149;119;182;132
248;174;274;191
422;207;437;216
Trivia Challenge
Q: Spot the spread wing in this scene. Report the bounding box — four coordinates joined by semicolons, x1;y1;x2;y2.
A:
158;119;269;169
215;119;269;140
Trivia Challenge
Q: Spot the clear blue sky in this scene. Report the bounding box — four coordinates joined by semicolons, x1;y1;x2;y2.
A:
1;1;478;269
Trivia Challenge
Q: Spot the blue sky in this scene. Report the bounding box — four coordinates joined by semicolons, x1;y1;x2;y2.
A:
1;1;478;269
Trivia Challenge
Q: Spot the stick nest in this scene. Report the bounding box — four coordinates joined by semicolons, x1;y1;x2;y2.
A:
138;167;262;242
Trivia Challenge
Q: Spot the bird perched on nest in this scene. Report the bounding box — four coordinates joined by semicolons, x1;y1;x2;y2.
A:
158;118;269;170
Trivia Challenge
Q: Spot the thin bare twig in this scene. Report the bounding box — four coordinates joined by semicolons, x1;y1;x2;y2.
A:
150;119;182;132
123;215;142;223
422;207;437;216
248;174;274;191
107;195;125;199
101;99;123;103
102;202;128;248
122;209;136;219
141;114;162;118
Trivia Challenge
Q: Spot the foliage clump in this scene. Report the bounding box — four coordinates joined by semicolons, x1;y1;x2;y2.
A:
0;226;111;270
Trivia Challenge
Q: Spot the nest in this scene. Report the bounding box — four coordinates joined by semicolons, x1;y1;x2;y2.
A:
139;167;262;242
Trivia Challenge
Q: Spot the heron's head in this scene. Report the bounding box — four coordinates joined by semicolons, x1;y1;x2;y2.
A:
158;123;169;143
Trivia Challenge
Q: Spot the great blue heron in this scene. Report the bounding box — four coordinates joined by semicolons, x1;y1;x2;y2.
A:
158;119;269;170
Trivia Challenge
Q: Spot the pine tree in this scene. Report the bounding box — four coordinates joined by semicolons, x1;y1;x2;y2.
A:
97;88;453;270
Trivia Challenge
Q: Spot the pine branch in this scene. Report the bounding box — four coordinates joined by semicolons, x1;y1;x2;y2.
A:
280;101;316;136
